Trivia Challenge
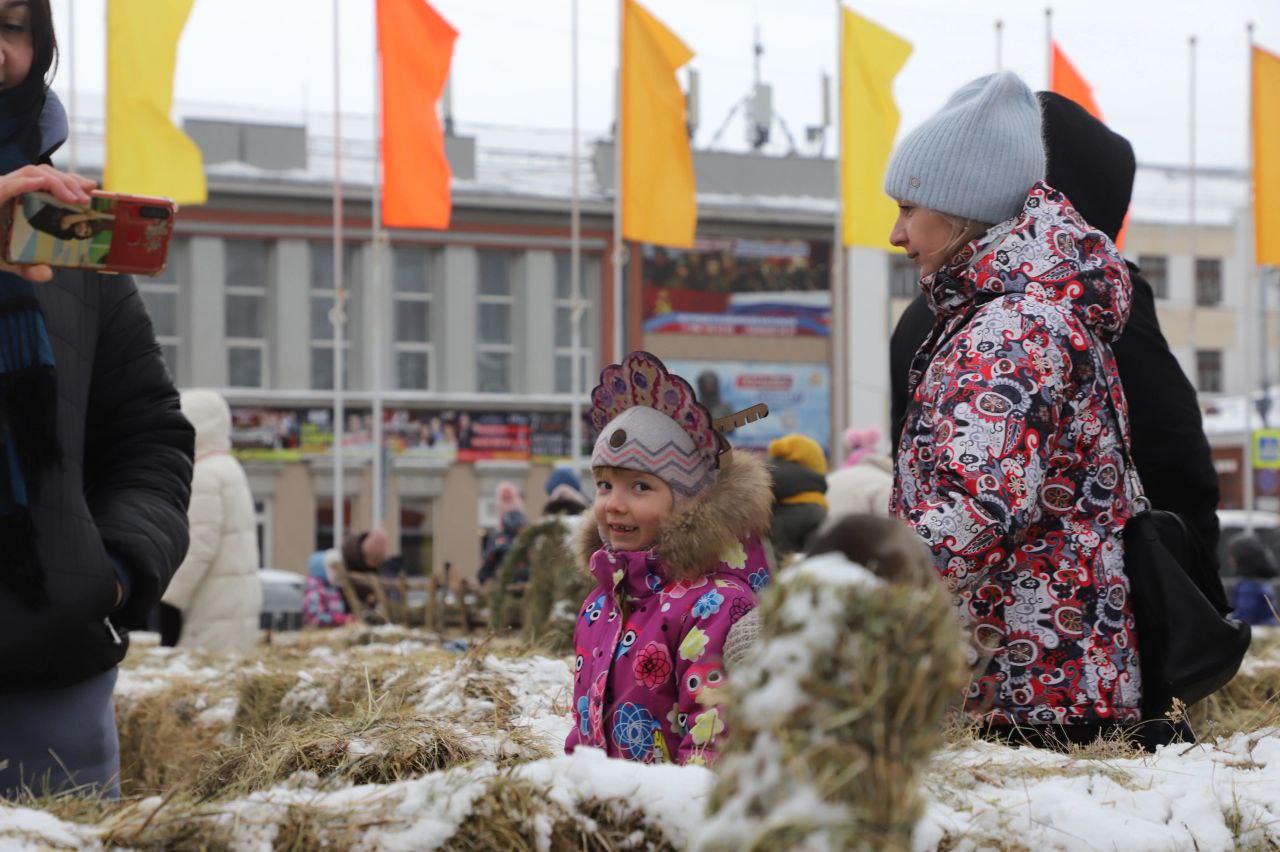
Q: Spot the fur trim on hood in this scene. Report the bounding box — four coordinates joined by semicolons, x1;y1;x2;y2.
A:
577;451;773;581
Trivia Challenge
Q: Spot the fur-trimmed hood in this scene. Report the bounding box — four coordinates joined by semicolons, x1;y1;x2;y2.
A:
577;450;773;582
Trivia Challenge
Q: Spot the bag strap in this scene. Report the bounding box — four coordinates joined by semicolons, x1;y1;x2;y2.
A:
1081;326;1151;514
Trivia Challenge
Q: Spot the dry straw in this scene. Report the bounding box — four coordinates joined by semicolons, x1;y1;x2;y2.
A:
700;515;969;851
488;516;592;654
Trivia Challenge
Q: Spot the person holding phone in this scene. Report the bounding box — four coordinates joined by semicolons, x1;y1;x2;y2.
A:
0;0;194;799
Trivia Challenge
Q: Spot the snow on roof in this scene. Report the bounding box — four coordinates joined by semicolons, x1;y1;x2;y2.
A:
53;103;1248;227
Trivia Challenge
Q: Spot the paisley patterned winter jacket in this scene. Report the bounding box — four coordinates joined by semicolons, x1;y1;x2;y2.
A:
565;452;774;765
893;182;1143;727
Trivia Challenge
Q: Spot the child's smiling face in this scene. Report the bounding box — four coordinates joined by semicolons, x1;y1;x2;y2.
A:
593;467;673;552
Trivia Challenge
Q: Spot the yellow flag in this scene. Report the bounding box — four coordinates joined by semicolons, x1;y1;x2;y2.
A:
621;0;695;248
841;7;911;248
106;0;206;205
1255;45;1280;266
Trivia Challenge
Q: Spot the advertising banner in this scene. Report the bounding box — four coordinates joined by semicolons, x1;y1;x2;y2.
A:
665;360;831;454
642;238;831;337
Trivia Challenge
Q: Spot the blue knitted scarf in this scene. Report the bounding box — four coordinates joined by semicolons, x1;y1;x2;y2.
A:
0;88;63;607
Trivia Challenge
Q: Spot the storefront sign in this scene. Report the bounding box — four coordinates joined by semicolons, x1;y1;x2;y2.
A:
230;407;594;464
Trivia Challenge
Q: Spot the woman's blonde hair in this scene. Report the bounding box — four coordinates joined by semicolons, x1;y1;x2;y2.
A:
936;214;993;270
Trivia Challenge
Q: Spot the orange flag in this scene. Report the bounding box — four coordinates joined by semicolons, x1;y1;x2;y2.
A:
378;0;457;229
1051;41;1128;248
1050;42;1102;119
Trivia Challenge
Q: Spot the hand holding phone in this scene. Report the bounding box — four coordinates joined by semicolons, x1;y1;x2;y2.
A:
0;165;96;282
1;180;177;277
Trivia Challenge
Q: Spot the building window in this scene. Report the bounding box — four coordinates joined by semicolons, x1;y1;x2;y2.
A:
889;254;918;299
553;252;597;394
477;250;515;393
138;237;184;379
310;242;356;390
400;501;435;577
254;498;272;569
315;498;353;553
225;240;271;388
1196;349;1223;394
1139;254;1169;300
393;246;435;390
1195;258;1223;307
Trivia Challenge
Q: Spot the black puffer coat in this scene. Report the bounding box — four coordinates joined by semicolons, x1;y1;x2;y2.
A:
0;271;194;689
767;459;827;558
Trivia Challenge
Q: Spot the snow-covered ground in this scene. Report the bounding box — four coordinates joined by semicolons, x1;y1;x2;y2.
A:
1;627;1277;851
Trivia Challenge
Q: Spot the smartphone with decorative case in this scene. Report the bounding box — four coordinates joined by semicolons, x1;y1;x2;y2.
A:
1;190;177;276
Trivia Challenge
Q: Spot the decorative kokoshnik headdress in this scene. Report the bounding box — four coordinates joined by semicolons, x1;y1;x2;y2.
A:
589;351;767;502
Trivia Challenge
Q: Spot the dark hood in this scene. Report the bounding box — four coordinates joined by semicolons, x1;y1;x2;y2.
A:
1037;91;1135;242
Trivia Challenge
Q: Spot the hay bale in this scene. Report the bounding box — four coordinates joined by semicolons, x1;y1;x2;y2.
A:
490;520;553;632
518;519;573;641
193;710;475;798
446;775;677;852
698;515;968;851
1195;630;1280;738
116;683;232;796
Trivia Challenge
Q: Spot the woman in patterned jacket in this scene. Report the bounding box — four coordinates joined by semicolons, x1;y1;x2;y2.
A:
883;71;1149;748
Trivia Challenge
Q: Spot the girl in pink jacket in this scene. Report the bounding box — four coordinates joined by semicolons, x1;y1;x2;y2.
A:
564;351;772;766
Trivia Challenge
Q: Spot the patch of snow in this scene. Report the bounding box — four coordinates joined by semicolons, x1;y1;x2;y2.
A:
0;805;100;850
786;551;884;589
916;732;1280;851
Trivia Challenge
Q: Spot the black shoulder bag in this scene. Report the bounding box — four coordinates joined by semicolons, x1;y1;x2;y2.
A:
1094;339;1251;715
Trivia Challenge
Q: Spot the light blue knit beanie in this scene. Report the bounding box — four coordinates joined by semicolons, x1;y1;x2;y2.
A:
884;71;1045;225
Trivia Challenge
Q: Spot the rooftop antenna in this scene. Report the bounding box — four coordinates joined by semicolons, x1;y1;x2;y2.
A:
805;71;832;156
708;29;798;154
686;67;700;140
748;25;770;150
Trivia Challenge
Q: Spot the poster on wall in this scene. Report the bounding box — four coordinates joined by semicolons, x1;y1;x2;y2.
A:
642;238;831;337
665;360;831;455
230;407;594;464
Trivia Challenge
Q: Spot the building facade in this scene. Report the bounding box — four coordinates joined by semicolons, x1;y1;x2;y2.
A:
74;119;1270;576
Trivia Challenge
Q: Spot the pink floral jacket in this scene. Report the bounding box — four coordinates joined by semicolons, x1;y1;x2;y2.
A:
564;534;770;766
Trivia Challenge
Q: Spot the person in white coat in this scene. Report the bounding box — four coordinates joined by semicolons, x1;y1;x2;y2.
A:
162;390;262;650
825;427;894;521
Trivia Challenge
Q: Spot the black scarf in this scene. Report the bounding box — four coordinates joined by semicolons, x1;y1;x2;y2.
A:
0;86;64;607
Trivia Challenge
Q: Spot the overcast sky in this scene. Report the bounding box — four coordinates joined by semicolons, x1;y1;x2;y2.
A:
49;0;1280;170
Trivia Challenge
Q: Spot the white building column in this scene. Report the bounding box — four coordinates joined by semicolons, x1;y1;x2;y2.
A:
187;236;226;388
275;239;310;389
439;246;478;392
846;247;892;447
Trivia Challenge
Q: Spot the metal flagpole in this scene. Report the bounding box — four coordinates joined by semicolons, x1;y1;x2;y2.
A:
67;0;76;172
1044;7;1053;89
995;19;1003;72
371;4;386;531
570;0;585;469
831;0;848;453
332;0;347;548
1044;6;1054;91
1189;35;1199;359
612;0;625;363
1244;22;1257;528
